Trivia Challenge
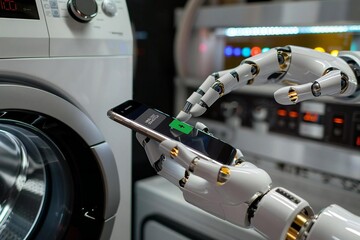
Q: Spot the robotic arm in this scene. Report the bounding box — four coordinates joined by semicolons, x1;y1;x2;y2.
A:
138;46;360;239
138;132;360;239
177;45;360;121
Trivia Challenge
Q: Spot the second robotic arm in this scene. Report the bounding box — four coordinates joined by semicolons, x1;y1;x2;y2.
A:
177;46;360;121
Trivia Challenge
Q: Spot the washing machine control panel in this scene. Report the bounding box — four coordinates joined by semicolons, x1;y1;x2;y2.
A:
41;0;133;57
0;0;132;58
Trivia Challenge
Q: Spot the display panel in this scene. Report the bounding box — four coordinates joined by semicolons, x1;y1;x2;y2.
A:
0;0;39;19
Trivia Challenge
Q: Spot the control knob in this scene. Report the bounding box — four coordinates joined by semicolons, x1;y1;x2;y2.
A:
68;0;98;23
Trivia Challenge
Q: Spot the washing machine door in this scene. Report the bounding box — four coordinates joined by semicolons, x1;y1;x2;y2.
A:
0;84;120;240
0;120;73;239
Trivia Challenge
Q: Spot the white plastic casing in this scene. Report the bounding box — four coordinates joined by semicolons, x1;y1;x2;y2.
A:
244;48;280;85
0;0;133;58
182;174;251;228
252;187;313;240
43;0;132;57
138;133;185;186
219;64;253;94
0;1;133;239
183;161;272;228
285;46;357;88
307;205;360;240
338;51;360;97
0;0;49;58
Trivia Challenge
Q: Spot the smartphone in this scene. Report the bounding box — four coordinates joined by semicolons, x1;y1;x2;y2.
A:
107;100;237;165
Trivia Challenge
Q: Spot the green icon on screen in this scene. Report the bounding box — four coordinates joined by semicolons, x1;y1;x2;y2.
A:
169;119;193;134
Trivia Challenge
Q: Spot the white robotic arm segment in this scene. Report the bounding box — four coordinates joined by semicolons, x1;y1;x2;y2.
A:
189;63;255;117
251;187;314;240
179;173;253;228
274;70;345;105
282;45;351;81
338;51;360;97
140;132;273;228
306;204;360;240
178;70;232;122
158;138;201;170
273;46;358;105
243;47;284;85
136;133;185;186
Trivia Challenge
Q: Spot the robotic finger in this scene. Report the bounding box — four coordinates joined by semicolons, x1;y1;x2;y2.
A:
177;70;232;122
177;51;271;121
136;133;185;186
274;69;349;105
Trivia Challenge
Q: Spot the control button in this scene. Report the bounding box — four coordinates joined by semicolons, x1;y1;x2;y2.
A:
50;0;58;8
52;9;60;17
331;115;345;138
332;128;343;137
102;0;117;17
68;0;98;23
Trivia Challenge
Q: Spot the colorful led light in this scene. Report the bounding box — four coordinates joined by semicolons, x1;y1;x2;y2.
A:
303;112;319;123
199;43;207;53
242;47;251;57
251;46;262;56
277;109;287;117
351;42;358;51
289;111;299;118
233;47;241;56
333;117;344;124
219;25;360;37
224;46;233;57
262;47;270;53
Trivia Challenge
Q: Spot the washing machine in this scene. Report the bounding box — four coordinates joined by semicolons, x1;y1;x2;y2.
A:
0;0;132;239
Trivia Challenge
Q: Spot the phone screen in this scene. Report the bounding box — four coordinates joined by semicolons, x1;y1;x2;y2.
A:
109;100;237;165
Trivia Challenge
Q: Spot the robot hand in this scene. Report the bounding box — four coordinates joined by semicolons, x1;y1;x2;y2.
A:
135;125;275;229
177;45;360;122
136;125;360;240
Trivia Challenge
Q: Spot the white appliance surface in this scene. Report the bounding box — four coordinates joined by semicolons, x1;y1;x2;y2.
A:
0;0;133;239
135;176;266;240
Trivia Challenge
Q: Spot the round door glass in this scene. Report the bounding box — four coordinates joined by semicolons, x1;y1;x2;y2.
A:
0;120;72;240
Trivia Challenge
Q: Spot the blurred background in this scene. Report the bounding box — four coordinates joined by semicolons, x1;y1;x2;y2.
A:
126;0;360;239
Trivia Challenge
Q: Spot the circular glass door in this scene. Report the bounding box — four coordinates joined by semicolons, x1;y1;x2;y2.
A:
0;84;119;240
0;119;73;240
